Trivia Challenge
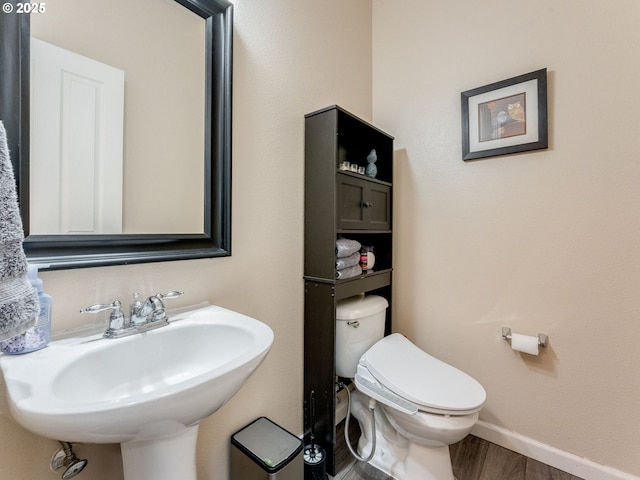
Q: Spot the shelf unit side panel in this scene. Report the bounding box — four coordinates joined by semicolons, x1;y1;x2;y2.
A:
304;110;339;280
303;281;337;472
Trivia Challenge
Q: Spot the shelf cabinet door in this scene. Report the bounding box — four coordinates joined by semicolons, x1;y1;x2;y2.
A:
337;175;391;230
367;183;391;229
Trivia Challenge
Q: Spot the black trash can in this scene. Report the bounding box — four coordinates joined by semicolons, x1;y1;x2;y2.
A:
231;417;303;480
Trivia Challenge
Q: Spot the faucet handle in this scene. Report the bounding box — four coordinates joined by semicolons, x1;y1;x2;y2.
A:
81;300;129;338
155;291;184;300
80;300;123;315
146;291;183;323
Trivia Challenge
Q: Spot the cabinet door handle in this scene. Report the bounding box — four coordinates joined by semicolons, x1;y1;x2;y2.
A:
362;201;374;208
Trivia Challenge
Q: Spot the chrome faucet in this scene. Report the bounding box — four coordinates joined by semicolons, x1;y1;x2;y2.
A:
130;291;183;327
81;291;184;339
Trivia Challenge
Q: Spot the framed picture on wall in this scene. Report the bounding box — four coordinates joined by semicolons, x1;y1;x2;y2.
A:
461;68;548;161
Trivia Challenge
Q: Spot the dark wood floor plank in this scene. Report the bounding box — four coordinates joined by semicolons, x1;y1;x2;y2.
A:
478;443;527;480
343;461;390;480
526;458;576;480
451;434;490;480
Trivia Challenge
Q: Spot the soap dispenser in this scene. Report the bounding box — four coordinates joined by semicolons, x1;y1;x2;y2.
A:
0;264;52;354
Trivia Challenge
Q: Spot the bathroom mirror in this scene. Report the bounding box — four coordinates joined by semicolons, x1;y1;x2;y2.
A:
0;0;232;270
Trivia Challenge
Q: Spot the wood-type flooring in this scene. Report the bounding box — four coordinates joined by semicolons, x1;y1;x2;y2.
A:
333;433;584;480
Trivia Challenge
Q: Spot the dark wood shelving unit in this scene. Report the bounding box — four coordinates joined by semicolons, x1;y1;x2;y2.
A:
303;105;394;477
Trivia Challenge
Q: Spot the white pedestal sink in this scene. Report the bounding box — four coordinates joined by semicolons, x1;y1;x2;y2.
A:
0;304;274;480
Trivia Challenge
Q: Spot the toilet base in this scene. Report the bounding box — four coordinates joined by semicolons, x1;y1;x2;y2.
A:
350;390;457;480
366;442;455;480
402;443;455;480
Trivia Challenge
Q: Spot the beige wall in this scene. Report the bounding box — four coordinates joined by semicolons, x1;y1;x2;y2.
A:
0;0;372;478
373;0;640;476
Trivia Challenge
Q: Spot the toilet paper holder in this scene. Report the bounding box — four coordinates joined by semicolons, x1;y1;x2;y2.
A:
501;327;548;348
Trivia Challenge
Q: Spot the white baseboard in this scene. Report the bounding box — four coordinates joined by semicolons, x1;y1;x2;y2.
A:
471;421;639;480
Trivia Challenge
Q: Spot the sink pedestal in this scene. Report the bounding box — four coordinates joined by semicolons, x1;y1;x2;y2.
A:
121;426;199;480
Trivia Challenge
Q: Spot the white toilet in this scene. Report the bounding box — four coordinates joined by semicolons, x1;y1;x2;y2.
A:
336;295;486;480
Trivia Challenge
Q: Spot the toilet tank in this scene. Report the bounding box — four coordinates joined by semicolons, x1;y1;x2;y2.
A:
335;295;388;378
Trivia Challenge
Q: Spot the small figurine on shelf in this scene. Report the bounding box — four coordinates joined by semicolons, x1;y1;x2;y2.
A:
365;149;377;178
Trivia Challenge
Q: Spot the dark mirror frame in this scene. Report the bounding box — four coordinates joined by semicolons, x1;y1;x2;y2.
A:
0;0;232;270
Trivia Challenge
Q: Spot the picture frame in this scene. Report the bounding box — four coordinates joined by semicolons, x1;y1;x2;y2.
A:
461;68;548;161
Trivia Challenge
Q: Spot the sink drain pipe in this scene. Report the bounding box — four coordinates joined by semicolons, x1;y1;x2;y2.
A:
50;441;88;479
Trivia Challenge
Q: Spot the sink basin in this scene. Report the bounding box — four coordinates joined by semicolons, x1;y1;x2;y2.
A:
0;304;274;479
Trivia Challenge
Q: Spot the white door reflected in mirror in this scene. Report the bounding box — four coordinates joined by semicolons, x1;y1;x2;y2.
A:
31;38;124;234
29;0;205;235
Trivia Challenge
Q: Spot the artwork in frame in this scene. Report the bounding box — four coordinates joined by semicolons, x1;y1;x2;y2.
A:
461;68;548;161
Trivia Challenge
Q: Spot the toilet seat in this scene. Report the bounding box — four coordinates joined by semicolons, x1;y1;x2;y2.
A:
359;334;486;415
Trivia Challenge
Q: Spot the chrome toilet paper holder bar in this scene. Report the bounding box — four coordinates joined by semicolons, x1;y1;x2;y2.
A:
501;327;548;348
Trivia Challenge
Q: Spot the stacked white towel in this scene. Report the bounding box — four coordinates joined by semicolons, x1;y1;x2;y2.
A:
336;252;360;270
336;238;361;258
335;238;362;279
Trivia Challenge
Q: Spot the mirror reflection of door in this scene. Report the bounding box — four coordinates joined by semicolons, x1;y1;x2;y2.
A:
30;38;125;234
29;0;206;236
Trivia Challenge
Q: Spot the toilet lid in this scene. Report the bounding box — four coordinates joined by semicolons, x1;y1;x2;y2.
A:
360;334;486;414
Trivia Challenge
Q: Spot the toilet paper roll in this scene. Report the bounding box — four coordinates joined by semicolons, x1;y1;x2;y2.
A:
510;333;539;355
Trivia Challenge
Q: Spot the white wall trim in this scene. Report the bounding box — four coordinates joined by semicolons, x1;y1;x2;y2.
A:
472;421;640;480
